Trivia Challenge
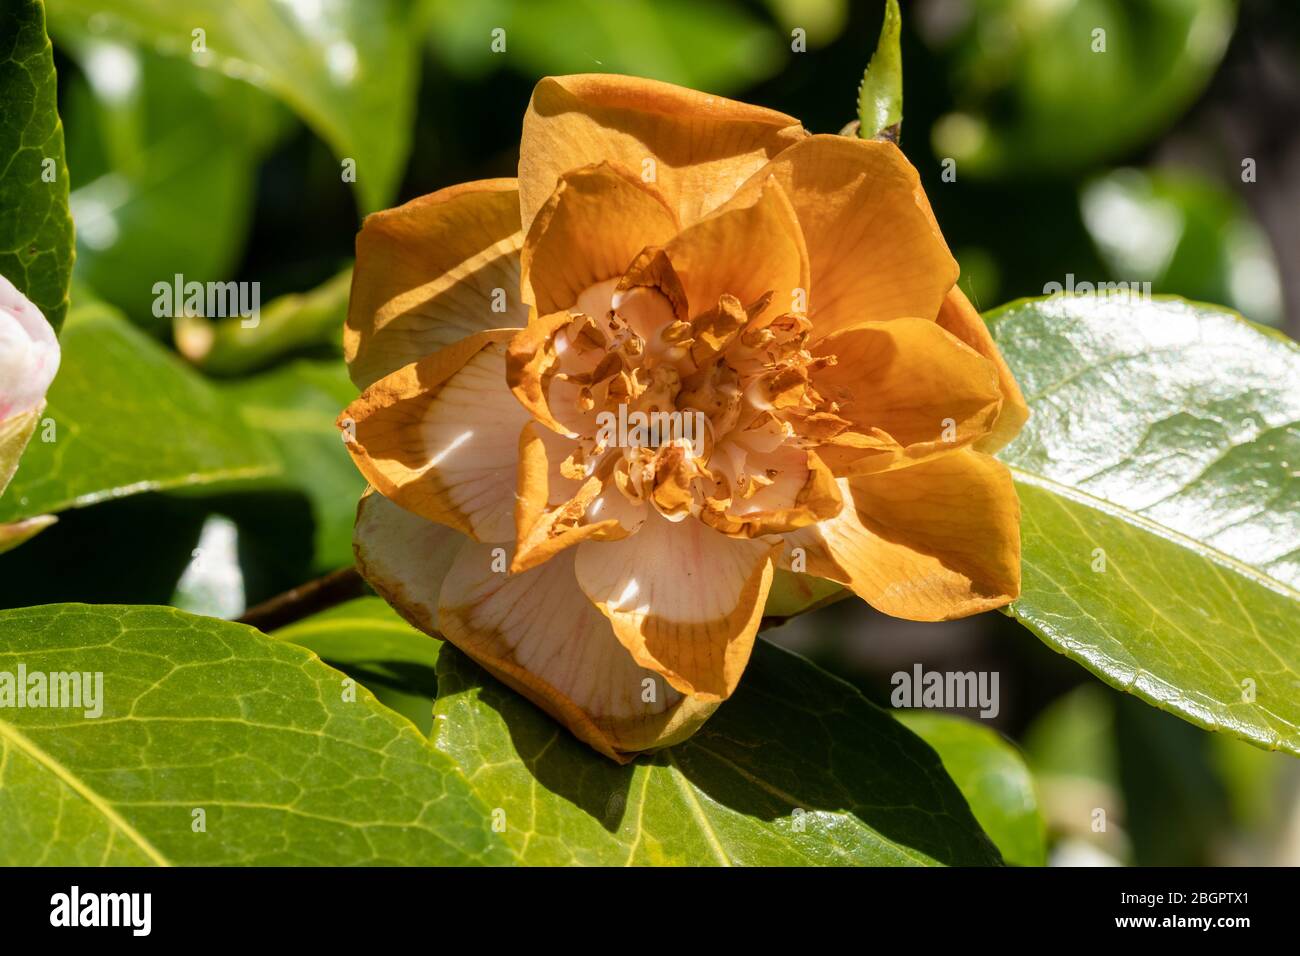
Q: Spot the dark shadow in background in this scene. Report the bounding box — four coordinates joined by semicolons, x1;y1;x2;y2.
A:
0;490;317;610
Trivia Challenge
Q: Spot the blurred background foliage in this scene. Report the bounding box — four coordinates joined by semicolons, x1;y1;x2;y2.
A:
13;0;1299;865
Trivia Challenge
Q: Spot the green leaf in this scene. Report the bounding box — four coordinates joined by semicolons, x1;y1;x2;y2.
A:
422;0;785;94
931;0;1234;177
273;595;1004;865
0;604;510;865
857;0;901;140
434;638;1001;865
763;0;848;49
1112;693;1230;865
177;268;351;376
0;0;75;331
57;38;274;330
0;294;282;525
1080;167;1282;327
895;712;1046;867
275;597;441;736
1021;684;1128;864
220;358;364;572
50;0;419;212
989;295;1300;756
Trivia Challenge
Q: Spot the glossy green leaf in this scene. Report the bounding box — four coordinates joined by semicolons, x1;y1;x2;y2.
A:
0;0;74;331
220;358;364;572
857;0;901;140
0;604;510;865
434;638;1001;865
279;600;1005;864
930;0;1234;177
0;294;281;524
990;294;1300;755
49;0;418;212
275;597;441;736
895;711;1046;867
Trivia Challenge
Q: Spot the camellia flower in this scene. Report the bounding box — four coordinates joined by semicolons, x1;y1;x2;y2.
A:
338;75;1028;761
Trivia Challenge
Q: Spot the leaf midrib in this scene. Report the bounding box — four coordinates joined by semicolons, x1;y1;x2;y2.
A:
663;750;731;866
0;717;172;867
1007;465;1300;602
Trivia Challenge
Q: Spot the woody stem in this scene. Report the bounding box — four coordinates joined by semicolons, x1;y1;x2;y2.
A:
236;566;366;632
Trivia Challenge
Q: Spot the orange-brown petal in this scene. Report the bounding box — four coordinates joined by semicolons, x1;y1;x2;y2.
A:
783;453;1020;620
346;179;527;389
339;330;526;542
936;286;1029;453
702;445;842;537
574;512;779;700
811;318;1002;474
662;177;809;322
519;74;806;234
505;310;589;437
512;422;631;573
521;162;679;314
730;135;957;340
438;540;718;761
352;487;468;635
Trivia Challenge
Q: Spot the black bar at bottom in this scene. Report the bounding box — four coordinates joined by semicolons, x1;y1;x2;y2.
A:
0;865;1279;942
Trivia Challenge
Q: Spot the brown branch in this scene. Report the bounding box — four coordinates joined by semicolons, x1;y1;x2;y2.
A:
237;566;367;633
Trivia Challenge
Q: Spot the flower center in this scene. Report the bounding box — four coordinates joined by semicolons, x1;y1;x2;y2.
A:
547;274;845;526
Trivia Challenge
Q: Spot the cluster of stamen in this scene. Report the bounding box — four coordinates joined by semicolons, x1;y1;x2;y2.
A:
538;253;853;533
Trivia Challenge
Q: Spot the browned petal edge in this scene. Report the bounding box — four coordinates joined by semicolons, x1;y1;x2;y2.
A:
435;612;720;763
352;488;443;636
338;328;519;538
505;310;579;436
587;537;781;701
511;421;628;573
700;447;843;538
345;178;523;388
354;489;719;762
617;246;690;321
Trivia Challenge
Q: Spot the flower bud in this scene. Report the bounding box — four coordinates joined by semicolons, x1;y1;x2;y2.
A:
0;273;60;422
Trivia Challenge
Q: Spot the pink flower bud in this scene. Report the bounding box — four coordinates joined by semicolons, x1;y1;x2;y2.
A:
0;274;60;421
